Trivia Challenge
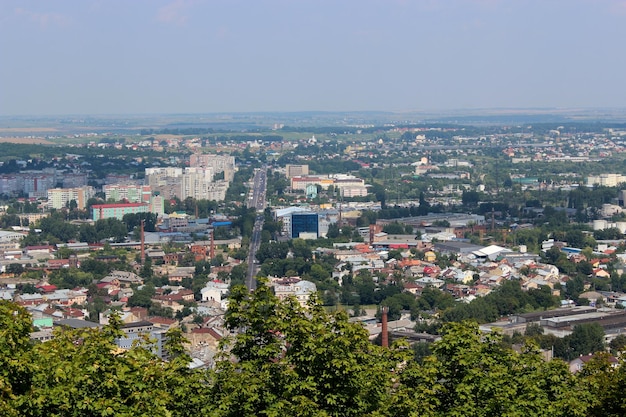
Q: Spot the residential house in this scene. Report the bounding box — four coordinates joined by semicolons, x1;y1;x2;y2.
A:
201;281;229;304
100;270;143;288
569;354;618;373
271;279;317;306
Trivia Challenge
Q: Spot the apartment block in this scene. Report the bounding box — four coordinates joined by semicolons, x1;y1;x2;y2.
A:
586;174;626;187
189;153;236;181
92;203;149;221
62;173;88;188
286;164;309;178
144;156;233;202
104;184;152;203
47;186;96;210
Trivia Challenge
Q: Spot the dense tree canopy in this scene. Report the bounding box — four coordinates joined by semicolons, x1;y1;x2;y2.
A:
0;286;625;416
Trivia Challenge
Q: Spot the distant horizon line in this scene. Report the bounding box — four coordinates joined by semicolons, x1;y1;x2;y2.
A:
4;106;626;119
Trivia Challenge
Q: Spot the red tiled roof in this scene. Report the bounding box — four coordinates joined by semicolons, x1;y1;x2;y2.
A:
577;354;618;364
36;284;58;292
191;327;222;340
148;316;177;325
26;245;54;251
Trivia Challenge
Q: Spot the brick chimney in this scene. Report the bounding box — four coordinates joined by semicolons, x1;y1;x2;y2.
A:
140;219;145;265
381;306;389;348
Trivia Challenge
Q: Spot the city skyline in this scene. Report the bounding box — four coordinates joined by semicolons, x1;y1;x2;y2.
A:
2;0;626;116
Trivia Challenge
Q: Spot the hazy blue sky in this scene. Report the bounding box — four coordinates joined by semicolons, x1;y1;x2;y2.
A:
2;0;626;115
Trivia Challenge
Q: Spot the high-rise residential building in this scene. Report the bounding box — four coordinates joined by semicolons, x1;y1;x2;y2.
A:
62;173;88;188
145;167;184;185
104;184;152;203
23;173;56;198
286;164;309;178
206;182;229;201
189;154;236;181
149;194;165;216
145;167;183;200
0;175;23;196
181;167;214;200
144;156;234;202
105;174;139;185
47;186;96;210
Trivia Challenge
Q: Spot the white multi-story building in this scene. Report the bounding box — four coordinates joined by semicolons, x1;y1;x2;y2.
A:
587;174;626;187
341;186;368;197
205;182;229;201
285;164;309;178
181;167;215;200
145;167;184;185
104;184;152;203
145;156;233;202
47;186;96;210
189;154;236;181
290;174;367;196
272;279;317;307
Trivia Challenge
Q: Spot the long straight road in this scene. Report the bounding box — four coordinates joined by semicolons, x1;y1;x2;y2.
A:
246;167;267;291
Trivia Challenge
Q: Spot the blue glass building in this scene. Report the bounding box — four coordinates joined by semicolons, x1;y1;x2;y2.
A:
291;213;319;238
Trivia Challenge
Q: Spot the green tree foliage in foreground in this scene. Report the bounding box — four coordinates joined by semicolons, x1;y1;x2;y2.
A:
1;289;626;416
0;301;206;417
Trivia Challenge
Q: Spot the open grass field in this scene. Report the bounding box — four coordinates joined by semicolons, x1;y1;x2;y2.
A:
0;136;54;145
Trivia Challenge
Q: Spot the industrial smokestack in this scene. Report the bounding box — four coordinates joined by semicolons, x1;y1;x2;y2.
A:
381;306;389;348
140;219;145;265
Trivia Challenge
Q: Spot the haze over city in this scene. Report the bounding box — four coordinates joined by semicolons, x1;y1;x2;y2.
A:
3;0;626;116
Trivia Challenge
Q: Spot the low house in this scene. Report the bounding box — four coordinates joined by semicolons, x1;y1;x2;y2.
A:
168;267;195;283
403;282;423;295
116;321;167;359
25;245;55;257
14;293;44;306
187;327;224;351
415;277;445;288
593;268;610;279
578;291;606;306
46;259;78;270
201;281;229;303
271;279;317;306
569;354;618;373
152;289;195;313
100;270;143;288
148;316;178;330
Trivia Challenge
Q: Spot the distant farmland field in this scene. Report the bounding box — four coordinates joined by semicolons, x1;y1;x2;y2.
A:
0;136;54;144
